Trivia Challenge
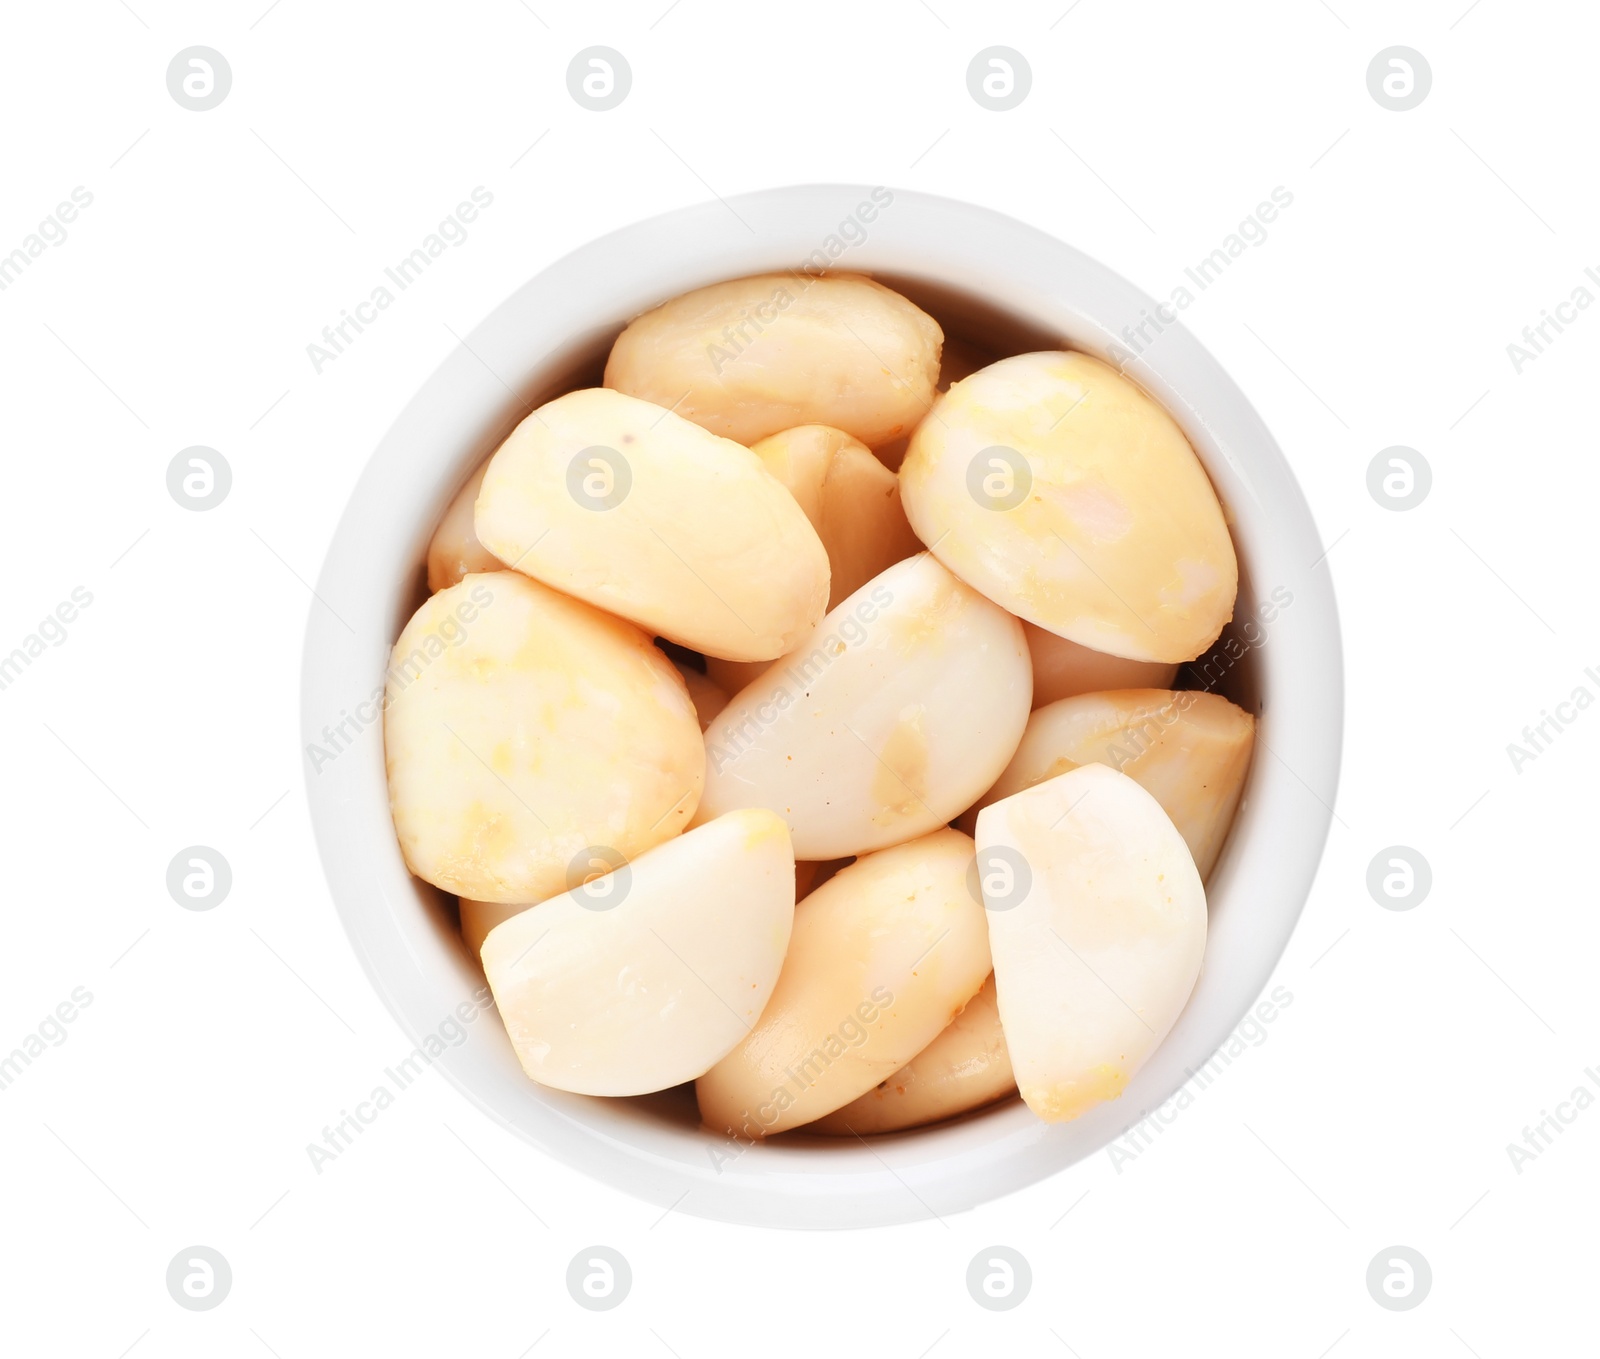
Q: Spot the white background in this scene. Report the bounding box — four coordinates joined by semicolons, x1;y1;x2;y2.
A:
2;0;1595;1354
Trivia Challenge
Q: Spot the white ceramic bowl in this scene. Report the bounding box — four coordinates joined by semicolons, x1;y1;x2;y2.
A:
301;185;1342;1229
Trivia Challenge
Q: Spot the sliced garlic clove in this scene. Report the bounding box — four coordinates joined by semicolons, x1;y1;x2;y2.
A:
809;973;1014;1136
977;763;1206;1123
697;827;991;1137
899;351;1238;664
384;572;704;904
958;688;1254;879
695;553;1031;860
604;272;943;449
475;387;829;662
482;809;796;1097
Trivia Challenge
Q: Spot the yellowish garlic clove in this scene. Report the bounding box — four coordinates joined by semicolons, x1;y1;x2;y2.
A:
958;688;1254;880
604;272;943;449
384;572;704;904
809;973;1014;1135
976;763;1206;1123
475;387;830;662
695;553;1031;860
696;828;991;1138
899;351;1238;664
482;809;796;1097
750;424;925;610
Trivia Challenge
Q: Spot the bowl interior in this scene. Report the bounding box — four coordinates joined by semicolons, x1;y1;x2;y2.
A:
303;186;1339;1228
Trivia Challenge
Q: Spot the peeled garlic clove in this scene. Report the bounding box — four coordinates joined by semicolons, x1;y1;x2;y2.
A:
697;828;990;1137
482;809;796;1096
426;461;504;592
671;659;729;731
899;351;1238;664
604;273;943;449
695;553;1032;859
384;572;704;904
810;973;1014;1136
1024;622;1179;708
750;425;924;609
475;388;829;662
977;763;1206;1123
959;688;1254;879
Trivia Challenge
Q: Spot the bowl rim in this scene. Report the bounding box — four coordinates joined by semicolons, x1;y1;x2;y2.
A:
301;183;1344;1230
